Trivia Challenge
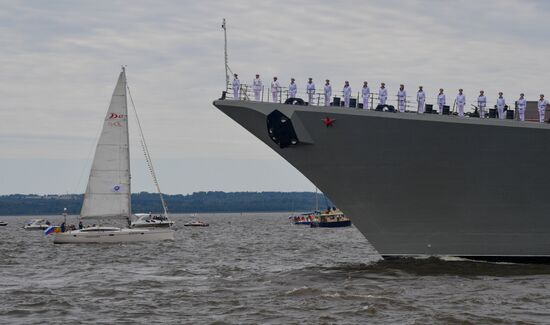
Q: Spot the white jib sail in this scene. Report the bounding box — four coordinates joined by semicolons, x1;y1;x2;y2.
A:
80;68;131;219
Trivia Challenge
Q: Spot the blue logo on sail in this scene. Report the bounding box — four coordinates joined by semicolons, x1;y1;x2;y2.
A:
112;185;122;192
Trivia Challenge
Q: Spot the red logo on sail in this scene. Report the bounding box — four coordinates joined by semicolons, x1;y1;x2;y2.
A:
107;113;127;119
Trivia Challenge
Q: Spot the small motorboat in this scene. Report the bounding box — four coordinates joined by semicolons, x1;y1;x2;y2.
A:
24;219;51;230
0;221;7;226
183;221;209;227
310;209;351;228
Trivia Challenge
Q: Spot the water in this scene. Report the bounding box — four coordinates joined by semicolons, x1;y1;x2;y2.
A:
2;213;550;324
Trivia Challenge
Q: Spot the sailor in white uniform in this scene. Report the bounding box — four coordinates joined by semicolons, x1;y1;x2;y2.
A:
271;77;280;103
477;90;487;118
517;93;527;122
288;78;297;98
379;83;388;106
538;94;548;123
496;92;506;119
397;84;406;113
343;81;352;108
455;89;466;117
437;89;446;114
417;86;426;114
252;74;262;101
232;74;240;100
362;81;370;110
323;80;331;106
306;78;316;105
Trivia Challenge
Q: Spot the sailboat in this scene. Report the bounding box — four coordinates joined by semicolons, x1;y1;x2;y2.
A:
52;67;174;244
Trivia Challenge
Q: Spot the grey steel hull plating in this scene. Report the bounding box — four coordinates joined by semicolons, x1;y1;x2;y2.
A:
213;99;550;260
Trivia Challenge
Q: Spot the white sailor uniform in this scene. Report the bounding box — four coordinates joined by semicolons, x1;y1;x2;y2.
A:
417;90;426;114
307;82;316;105
477;95;487;118
517;98;527;121
362;86;370;110
496;97;506;119
538;99;548;123
343;85;352;108
379;87;388;106
437;93;446;114
288;82;297;98
271;80;280;103
397;89;406;112
253;78;262;101
232;77;240;100
456;94;466;117
323;84;331;106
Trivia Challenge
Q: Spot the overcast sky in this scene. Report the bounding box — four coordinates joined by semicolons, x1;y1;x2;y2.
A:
1;0;549;195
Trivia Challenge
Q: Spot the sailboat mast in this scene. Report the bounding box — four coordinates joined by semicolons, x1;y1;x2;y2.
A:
222;18;229;92
122;66;132;219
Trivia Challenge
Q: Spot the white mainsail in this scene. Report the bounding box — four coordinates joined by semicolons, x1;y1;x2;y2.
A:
80;68;131;219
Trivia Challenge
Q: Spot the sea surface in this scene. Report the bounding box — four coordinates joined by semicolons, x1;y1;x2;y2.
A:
1;213;550;324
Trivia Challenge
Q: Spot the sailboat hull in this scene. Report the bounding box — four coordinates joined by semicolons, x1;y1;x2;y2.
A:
52;228;175;244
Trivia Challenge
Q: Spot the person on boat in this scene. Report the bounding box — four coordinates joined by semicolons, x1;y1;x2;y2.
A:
78;221;83;230
362;81;370;110
271;77;280;103
437;89;446;114
517;93;527;122
496;92;506;119
60;222;66;233
477;90;487;118
455;89;466;117
323;79;331;106
397;84;406;113
306;78;316;105
343;81;352;108
288;78;297;98
45;220;51;225
378;83;388;106
417;86;426;114
232;73;240;100
252;74;262;101
538;94;548;123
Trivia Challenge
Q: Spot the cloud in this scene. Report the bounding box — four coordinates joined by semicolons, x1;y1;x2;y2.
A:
1;0;549;193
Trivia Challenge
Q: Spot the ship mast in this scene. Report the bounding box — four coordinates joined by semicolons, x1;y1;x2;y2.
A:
222;18;229;92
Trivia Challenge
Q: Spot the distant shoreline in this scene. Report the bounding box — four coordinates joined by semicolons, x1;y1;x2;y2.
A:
0;191;330;216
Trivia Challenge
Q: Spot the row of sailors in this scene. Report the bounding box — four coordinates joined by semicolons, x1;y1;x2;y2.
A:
231;74;549;123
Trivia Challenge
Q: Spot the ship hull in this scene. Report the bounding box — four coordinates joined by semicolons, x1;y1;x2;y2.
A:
213;99;550;260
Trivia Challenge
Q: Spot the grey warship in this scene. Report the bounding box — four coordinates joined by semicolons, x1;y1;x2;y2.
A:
213;92;550;263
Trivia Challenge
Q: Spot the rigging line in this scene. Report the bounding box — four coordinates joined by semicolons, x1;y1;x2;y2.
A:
126;83;169;217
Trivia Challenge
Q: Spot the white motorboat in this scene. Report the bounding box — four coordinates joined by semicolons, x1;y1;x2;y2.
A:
24;219;51;230
183;221;209;227
131;213;175;228
51;67;174;244
0;221;7;226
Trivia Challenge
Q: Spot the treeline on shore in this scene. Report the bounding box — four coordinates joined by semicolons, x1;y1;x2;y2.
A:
0;191;331;216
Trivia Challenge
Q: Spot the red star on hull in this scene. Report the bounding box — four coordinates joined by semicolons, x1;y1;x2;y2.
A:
322;117;335;127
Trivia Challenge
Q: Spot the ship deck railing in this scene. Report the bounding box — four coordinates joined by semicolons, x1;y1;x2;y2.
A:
225;83;547;122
